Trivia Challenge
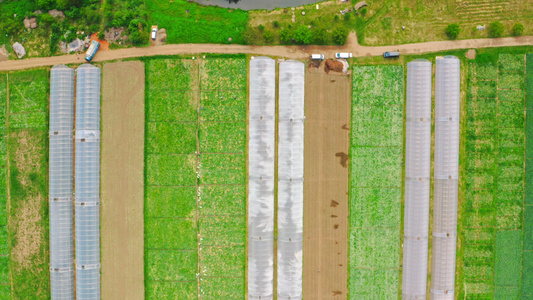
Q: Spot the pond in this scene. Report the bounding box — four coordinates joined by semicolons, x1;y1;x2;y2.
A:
193;0;326;10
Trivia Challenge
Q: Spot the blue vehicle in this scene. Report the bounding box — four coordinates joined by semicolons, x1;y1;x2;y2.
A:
85;40;100;62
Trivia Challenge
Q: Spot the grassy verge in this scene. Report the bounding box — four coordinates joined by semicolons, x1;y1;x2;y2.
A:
7;68;50;299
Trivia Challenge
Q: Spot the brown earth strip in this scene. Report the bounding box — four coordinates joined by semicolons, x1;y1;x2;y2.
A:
303;67;351;299
101;61;145;300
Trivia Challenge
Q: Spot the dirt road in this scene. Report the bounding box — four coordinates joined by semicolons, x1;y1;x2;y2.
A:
100;61;145;300
303;68;351;299
1;35;533;71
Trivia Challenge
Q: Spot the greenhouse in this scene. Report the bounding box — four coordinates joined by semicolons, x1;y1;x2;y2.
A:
248;57;276;299
431;56;460;299
402;59;432;299
49;65;75;299
75;64;101;299
277;60;304;299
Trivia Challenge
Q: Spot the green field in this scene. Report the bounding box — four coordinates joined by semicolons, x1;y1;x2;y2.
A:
144;57;247;299
523;54;533;298
0;74;9;298
459;53;527;298
349;65;404;298
6;69;50;299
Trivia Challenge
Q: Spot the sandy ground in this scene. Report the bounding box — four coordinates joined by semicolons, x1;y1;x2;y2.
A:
1;34;533;71
303;66;351;299
100;61;145;300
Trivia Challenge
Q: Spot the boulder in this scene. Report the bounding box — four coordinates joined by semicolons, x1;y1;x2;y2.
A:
12;42;26;58
23;17;38;29
354;1;368;10
48;9;65;19
67;39;84;52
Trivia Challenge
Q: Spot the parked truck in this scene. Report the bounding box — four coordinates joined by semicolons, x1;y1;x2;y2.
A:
85;40;100;62
383;51;400;58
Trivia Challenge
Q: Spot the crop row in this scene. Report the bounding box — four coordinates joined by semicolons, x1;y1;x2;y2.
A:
523;54;533;298
349;65;404;298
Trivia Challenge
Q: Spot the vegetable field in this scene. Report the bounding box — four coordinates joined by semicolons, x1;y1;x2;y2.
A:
6;69;50;299
349;66;404;298
459;54;527;298
0;74;9;298
145;58;247;299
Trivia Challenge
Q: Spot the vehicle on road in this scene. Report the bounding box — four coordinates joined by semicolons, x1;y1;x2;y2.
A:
311;54;325;60
151;26;158;40
85;40;100;62
383;51;400;58
335;52;352;59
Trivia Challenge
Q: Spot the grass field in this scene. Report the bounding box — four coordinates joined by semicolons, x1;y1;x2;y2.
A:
0;73;9;298
6;69;50;299
523;54;533;298
144;57;247;299
458;53;527;298
349;65;404;298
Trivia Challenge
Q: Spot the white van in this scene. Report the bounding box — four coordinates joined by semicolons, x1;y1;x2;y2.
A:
311;54;325;60
335;52;352;59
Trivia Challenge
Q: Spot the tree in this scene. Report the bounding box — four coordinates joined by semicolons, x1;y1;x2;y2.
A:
273;20;279;28
512;22;524;36
98;31;105;40
280;28;293;44
332;25;348;45
258;24;265;32
294;25;312;45
489;21;504;37
445;23;460;40
39;14;56;28
313;27;329;45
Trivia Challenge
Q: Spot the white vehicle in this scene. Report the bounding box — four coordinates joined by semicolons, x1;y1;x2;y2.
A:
335;52;352;59
311;54;325;60
151;26;158;40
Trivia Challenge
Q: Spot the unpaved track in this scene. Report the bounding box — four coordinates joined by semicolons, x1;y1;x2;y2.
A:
1;35;533;71
303;68;351;299
101;61;145;300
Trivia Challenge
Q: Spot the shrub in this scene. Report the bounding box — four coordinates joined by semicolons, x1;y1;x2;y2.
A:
262;30;273;43
512;23;524;36
313;27;329;45
445;23;461;40
332;25;349;45
294;25;312;44
273;20;279;28
280;28;293;44
489;21;504;38
344;13;351;22
334;15;339;22
361;8;367;16
258;24;265;32
98;31;105;40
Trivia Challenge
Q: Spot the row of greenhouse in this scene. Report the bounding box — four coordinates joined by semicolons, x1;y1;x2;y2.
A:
248;57;305;299
402;56;460;299
49;64;101;299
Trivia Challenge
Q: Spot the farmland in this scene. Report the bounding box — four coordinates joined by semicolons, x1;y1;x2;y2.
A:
349;65;404;298
144;57;247;299
6;69;50;299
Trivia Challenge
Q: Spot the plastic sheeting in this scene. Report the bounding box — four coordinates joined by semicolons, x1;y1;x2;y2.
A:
277;60;304;299
75;64;101;300
248;57;275;299
403;59;432;299
49;65;75;300
431;56;460;299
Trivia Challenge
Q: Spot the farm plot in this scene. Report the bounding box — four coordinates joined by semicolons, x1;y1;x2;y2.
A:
349;66;404;298
7;69;50;299
198;58;247;298
523;54;533;298
0;74;9;298
144;58;247;299
145;59;199;298
459;54;526;298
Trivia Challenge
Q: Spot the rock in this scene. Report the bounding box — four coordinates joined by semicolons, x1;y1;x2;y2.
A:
354;1;368;10
48;9;65;20
33;10;42;15
24;17;38;29
12;42;26;58
67;39;84;52
60;41;68;53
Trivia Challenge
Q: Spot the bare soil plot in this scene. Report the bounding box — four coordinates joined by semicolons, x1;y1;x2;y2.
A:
303;68;351;298
101;61;145;300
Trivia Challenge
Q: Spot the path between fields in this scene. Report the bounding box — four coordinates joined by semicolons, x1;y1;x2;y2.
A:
1;34;533;71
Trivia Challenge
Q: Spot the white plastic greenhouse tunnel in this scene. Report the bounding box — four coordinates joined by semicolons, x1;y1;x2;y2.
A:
248;57;276;299
431;56;461;300
49;65;75;299
75;64;101;299
277;60;305;299
402;59;432;299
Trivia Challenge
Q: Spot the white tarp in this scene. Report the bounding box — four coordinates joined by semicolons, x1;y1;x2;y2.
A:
277;60;304;299
248;57;275;299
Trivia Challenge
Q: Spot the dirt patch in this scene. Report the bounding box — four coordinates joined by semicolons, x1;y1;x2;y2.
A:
0;45;9;62
303;68;351;298
90;33;110;51
324;59;344;74
466;49;476;59
101;61;145;300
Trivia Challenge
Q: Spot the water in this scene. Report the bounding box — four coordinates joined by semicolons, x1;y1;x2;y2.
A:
193;0;326;10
